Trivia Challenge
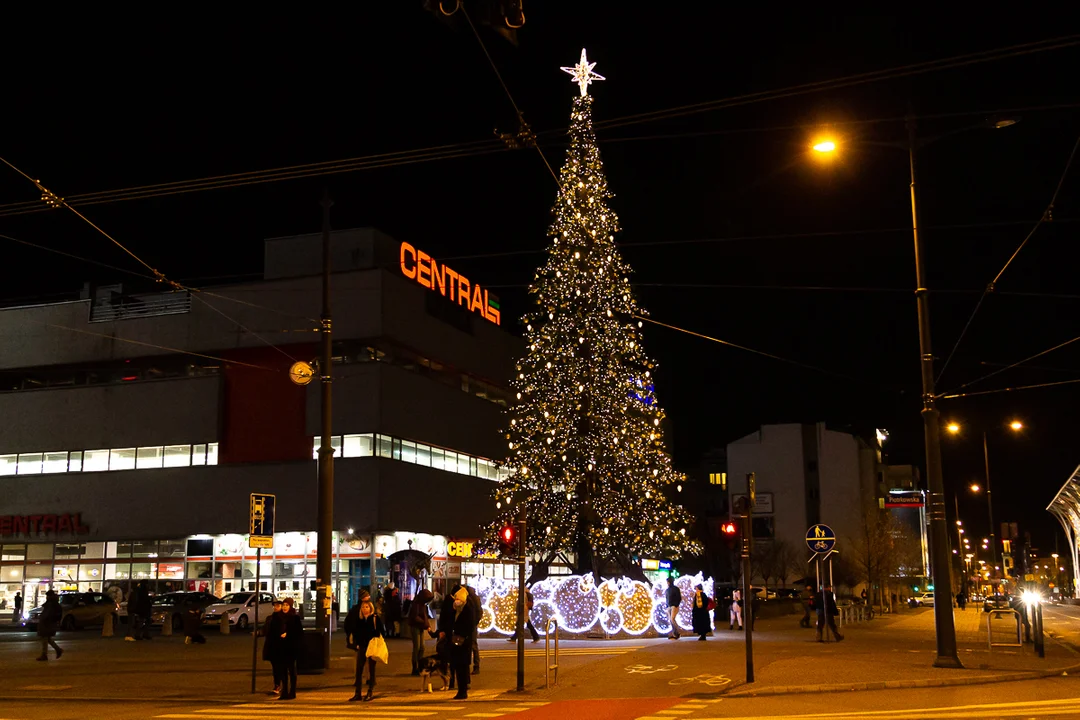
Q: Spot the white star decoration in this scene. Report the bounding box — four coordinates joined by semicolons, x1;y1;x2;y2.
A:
560;48;605;97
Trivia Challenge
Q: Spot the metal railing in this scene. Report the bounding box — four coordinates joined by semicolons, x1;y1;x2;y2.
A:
89;291;191;323
545;618;559;688
987;608;1023;651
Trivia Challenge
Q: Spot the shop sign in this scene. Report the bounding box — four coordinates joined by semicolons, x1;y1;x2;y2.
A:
447;540;476;558
658;560;672;570
734;492;773;514
640;558;659;570
0;513;90;537
399;241;501;325
885;491;925;508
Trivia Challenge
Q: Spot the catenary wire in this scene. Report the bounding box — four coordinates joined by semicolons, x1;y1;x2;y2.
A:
635;315;877;386
940;377;1080;399
940;331;1080;397
936;130;1080;384
0;156;304;362
578;35;1080;132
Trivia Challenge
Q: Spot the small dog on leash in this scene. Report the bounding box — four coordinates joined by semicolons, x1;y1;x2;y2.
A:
419;654;451;692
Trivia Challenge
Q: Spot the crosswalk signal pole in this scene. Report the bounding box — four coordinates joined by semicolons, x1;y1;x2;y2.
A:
516;506;527;692
740;474;755;684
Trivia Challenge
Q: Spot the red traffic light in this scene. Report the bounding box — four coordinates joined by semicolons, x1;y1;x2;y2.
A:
721;522;738;535
498;524;518;557
500;525;516;543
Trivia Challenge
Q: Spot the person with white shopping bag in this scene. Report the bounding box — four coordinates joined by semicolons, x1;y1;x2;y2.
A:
344;590;387;702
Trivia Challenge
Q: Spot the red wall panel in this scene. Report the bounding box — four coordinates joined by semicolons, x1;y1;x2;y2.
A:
220;344;316;464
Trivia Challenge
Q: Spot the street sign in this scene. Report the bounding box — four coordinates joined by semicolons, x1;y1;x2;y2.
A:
249;493;275;549
806;523;836;553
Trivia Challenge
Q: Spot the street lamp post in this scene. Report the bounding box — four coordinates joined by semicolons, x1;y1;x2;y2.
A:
906;118;962;668
981;432;1000;586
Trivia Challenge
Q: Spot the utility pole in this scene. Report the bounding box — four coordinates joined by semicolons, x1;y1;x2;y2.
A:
982;432;1000;586
516;506;527;692
741;473;755;683
908;118;961;669
316;190;335;669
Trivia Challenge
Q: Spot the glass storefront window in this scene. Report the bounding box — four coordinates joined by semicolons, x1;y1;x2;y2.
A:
82;542;105;560
132;541;158;558
457;453;470;475
55;543;82;559
84;449;110;472
27;544;53;561
415;443;431;467
109;448;136;471
376;435;392;459
163;445;191;468
136;446;164;469
42;452;69;474
0;454;16;476
17;453;43;475
192;444;207;466
106;563;131;581
430;447;445;471
4;566;24;583
68;451;83;472
131;563;154;580
54;564;79;584
401;440;417;464
80;564;104;581
187;562;214;579
25;564;51;579
207;443;219;465
159;539;186;558
2;545;27;561
342;434;373;458
156;563;185;580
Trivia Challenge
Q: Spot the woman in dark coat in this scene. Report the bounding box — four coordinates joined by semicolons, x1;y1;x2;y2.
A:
691;584;712;641
447;586;477;700
36;590;63;661
436;590;458;690
269;598;303;700
345;591;385;702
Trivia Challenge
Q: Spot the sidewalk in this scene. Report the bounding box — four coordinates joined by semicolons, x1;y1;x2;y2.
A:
722;605;1079;697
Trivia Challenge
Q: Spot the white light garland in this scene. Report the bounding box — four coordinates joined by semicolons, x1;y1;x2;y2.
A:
560;48;605;97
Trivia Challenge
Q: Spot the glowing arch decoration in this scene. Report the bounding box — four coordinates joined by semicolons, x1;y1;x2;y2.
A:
469;572;715;636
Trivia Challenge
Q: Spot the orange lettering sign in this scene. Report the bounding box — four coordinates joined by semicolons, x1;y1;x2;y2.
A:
399;242;501;325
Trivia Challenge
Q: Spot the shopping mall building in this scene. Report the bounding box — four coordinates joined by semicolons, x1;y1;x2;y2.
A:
0;228;520;616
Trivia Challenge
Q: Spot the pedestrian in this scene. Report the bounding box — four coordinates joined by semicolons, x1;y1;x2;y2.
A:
799;584;813;628
691;584;712;641
13;591;22;622
508;585;540;643
407;588;434;674
126;580;152;641
815;584;843;642
260;599;284;694
466;584;482;675
383;582;402;638
36;590;63;661
730;588;743;630
860;588;868;604
345;591;385;702
183;605;208;646
665;577;682;639
270;597;303;700
436;589;457;691
956;591;967;611
446;585;477;700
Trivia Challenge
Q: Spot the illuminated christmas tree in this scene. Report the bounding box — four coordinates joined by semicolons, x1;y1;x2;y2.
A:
486;50;700;580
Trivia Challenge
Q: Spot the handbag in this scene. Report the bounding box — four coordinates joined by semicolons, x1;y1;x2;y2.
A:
452;634;467;646
365;635;389;664
707;598;716;612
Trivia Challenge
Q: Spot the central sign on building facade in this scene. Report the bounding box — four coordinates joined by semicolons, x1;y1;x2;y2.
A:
399;242;501;325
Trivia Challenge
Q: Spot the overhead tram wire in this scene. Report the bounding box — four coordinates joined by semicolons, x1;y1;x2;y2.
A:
936;130;1080;384
0;157;309;362
570;35;1080;133
0;140;509;218
635;315;881;388
939;330;1080;397
941;377;1080;400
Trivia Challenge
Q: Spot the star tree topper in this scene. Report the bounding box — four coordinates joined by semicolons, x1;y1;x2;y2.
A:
560;48;605;97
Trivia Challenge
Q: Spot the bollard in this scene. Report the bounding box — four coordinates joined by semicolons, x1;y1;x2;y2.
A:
162;614;172;637
220;615;230;635
102;612;114;638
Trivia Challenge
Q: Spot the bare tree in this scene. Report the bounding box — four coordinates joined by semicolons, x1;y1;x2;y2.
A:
851;507;920;610
772;540;797;588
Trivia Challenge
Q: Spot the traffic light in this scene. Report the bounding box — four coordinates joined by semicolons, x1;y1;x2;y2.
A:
721;520;738;550
721;521;738;535
498;524;518;557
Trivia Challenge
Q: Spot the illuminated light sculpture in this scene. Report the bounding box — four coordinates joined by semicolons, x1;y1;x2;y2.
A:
471;573;715;636
560;48;605;97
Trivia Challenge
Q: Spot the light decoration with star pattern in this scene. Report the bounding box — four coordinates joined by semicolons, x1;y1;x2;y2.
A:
482;50;702;571
470;573;714;636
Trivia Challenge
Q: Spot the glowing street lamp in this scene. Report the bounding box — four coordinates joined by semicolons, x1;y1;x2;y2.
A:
813;140;837;153
946;422;961;434
1009;420;1024;432
970;484;981;493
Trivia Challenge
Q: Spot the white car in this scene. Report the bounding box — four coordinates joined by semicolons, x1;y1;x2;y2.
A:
201;591;276;630
915;591;935;607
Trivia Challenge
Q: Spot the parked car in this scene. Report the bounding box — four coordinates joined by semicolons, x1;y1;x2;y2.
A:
749;587;778;601
983;594;1012;613
914;591;935;607
201;592;276;630
22;592;118;631
151;591;221;631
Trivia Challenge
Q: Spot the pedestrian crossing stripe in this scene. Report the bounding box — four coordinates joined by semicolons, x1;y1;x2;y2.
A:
483;647;642;657
688;697;1080;720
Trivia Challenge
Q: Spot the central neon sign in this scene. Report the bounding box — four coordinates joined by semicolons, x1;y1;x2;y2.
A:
400;242;501;325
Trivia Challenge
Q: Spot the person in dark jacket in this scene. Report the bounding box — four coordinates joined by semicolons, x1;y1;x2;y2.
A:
269;598;303;700
407;589;434;675
444;586;477;700
436;589;458;690
691;584;712;641
127;580;153;641
36;590;63;661
665;577;682;639
815;584;844;642
799;584;813;628
465;584;482;674
260;599;284;693
508;586;540;643
345;591;386;702
383;583;402;638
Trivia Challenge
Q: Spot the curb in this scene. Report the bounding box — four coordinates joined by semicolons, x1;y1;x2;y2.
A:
722;663;1080;698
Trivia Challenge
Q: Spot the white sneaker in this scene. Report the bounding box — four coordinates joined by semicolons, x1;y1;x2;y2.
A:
184;637;191;645
124;637;136;642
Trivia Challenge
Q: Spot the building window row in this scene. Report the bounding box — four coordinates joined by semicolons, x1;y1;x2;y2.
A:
0;443;219;477
709;472;727;489
312;434;508;482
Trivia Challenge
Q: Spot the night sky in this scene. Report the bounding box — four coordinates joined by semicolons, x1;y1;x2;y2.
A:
2;7;1078;552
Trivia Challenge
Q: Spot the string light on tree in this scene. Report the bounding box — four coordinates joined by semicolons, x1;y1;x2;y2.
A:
482;49;700;576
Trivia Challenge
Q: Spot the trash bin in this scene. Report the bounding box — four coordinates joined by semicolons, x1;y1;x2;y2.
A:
297;629;325;674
